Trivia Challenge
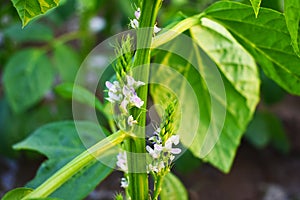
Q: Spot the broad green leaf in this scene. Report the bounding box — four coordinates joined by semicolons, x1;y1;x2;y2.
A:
13;121;114;200
204;1;300;96
53;44;79;82
3;23;53;42
160;173;188;200
244;112;271;149
249;0;261;17
2;188;33;200
151;18;259;172
3;49;54;113
284;0;300;56
245;111;290;153
54;83;104;112
11;0;60;27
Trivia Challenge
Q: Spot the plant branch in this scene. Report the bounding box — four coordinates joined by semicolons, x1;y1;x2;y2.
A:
22;130;129;199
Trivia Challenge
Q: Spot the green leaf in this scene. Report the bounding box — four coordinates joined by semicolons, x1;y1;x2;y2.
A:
245;111;290;153
54;83;104;112
160;173;188;200
204;1;300;96
151;18;260;173
13;121;114;200
284;0;300;56
11;0;60;27
3;49;54;113
244;112;271;149
53;44;79;82
249;0;262;17
2;188;33;200
3;23;53;42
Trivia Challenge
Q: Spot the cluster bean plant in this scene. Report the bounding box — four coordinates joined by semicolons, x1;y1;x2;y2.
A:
1;0;300;199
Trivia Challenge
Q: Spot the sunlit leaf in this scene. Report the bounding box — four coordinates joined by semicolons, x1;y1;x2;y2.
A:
151;17;259;173
249;0;262;17
2;188;33;200
11;0;60;27
284;0;300;56
204;1;300;96
160;173;188;200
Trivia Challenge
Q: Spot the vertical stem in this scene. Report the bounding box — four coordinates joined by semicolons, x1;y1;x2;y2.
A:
125;1;162;200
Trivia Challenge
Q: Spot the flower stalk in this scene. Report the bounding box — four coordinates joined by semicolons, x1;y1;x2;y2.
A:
125;1;163;200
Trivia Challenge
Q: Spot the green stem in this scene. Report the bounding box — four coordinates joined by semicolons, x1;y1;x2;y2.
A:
153;175;165;200
125;1;162;200
151;14;203;49
22;131;128;199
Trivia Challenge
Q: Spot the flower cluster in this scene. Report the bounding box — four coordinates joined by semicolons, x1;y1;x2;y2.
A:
146;128;181;174
106;75;145;114
130;7;161;34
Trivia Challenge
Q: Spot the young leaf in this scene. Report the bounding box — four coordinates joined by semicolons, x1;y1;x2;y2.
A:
284;0;300;56
250;0;262;17
2;188;33;200
54;83;104;112
3;49;54;113
11;0;60;27
160;173;188;200
151;18;259;173
13;121;114;200
204;1;300;96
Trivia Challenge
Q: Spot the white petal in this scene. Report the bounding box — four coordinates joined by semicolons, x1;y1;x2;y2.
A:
135;8;141;19
105;81;113;89
154;24;161;34
130;19;139;29
170;148;181;154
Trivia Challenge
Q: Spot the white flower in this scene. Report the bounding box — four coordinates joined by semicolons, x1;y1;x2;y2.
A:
105;81;123;103
154;24;161;34
130;18;139;29
116;152;128;172
121;177;129;188
165;135;181;154
126;75;145;88
146;144;162;159
121;85;144;112
135;8;141;19
127;115;137;126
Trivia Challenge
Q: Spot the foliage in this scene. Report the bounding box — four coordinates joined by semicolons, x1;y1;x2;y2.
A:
1;0;299;199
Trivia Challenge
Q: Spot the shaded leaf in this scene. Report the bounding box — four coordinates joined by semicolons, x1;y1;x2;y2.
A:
54;83;104;112
3;23;53;42
284;0;300;56
11;0;60;27
204;1;300;96
245;111;290;153
160;173;188;200
53;44;79;82
13;121;114;200
3;49;54;113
